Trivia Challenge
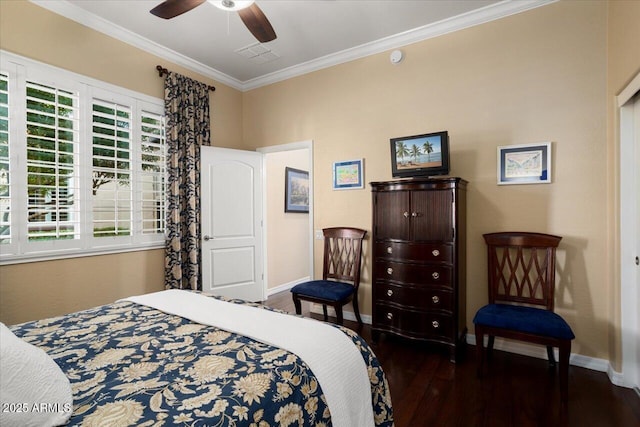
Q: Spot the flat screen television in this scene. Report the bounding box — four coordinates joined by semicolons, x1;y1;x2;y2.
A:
390;130;450;178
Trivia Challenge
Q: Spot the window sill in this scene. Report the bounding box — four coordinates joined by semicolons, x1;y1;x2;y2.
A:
0;242;165;266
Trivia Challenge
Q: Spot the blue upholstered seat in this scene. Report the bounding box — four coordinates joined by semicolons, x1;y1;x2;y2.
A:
474;304;575;340
291;280;355;301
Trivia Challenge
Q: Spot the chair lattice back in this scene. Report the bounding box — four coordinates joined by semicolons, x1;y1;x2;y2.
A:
484;232;562;310
322;227;366;286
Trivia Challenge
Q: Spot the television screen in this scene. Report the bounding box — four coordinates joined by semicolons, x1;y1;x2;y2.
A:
390;131;450;178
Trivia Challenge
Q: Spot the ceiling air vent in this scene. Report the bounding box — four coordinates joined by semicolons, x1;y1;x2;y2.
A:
235;43;280;64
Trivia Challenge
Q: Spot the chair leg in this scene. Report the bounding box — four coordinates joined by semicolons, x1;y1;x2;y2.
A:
559;341;571;403
487;335;495;361
475;329;484;377
335;305;344;325
352;293;363;325
547;345;557;368
293;295;302;315
322;305;328;321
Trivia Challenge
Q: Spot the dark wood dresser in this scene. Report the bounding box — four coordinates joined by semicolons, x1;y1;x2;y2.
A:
370;177;467;362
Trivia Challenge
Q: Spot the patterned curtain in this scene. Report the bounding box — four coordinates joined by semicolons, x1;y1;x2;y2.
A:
164;72;211;290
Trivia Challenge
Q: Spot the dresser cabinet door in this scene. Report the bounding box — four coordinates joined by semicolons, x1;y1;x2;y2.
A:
410;189;453;242
373;191;410;240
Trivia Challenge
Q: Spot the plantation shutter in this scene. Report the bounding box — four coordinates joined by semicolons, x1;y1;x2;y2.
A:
25;81;80;241
91;99;133;237
139;110;166;235
0;73;9;244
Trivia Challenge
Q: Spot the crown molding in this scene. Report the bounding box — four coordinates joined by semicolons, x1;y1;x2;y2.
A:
30;0;557;92
242;0;557;90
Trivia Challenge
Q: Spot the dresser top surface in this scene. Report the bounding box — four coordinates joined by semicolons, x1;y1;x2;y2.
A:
370;176;467;190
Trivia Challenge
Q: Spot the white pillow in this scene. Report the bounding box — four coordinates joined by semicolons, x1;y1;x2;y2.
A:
0;322;73;427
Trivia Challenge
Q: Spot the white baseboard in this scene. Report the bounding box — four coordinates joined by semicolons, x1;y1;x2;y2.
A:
467;334;626;387
266;277;311;297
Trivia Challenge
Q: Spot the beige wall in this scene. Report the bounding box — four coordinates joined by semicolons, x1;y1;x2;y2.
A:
606;1;640;370
265;150;310;290
0;0;245;324
244;1;612;360
0;251;165;324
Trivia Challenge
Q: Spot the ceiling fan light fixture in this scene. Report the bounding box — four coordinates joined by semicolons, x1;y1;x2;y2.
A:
209;0;255;11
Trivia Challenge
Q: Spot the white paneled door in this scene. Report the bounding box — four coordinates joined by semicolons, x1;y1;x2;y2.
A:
201;146;264;302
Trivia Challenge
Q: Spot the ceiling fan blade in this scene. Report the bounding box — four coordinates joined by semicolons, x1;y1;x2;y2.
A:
238;3;277;43
150;0;206;19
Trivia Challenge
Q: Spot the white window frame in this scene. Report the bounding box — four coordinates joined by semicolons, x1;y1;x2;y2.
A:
0;51;166;265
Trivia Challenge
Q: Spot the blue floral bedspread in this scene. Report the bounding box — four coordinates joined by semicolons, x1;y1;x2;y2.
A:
11;294;393;426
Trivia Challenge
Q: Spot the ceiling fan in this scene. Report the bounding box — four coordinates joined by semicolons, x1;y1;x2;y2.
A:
150;0;277;43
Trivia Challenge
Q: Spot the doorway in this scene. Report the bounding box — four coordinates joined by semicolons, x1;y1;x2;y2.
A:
618;73;639;393
258;141;314;296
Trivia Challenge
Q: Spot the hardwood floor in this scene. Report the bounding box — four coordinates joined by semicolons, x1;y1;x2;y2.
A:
264;291;640;427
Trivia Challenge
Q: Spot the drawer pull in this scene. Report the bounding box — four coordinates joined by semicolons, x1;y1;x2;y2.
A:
403;211;410;218
432;320;440;329
387;246;393;254
387;289;394;297
432;249;440;257
387;313;393;320
432;272;440;280
432;295;440;304
387;267;393;275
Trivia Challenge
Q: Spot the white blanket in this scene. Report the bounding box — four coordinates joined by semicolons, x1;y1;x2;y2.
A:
123;290;375;427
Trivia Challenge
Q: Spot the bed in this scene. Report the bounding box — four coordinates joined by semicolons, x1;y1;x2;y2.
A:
2;290;393;427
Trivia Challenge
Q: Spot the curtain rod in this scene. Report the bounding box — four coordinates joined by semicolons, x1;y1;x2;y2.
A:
156;65;216;92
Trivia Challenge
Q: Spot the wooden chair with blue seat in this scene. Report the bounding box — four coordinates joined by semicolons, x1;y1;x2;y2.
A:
291;227;366;325
474;232;575;403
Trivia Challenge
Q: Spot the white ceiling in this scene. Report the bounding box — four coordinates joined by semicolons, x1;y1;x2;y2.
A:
32;0;554;91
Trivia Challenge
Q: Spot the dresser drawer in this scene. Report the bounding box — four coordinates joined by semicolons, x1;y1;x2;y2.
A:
374;304;453;341
374;282;453;312
375;260;452;287
375;241;453;263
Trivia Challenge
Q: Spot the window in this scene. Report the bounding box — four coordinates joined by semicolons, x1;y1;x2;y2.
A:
1;52;166;264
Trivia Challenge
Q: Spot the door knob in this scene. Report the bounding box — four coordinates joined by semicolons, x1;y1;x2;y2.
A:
203;235;212;241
